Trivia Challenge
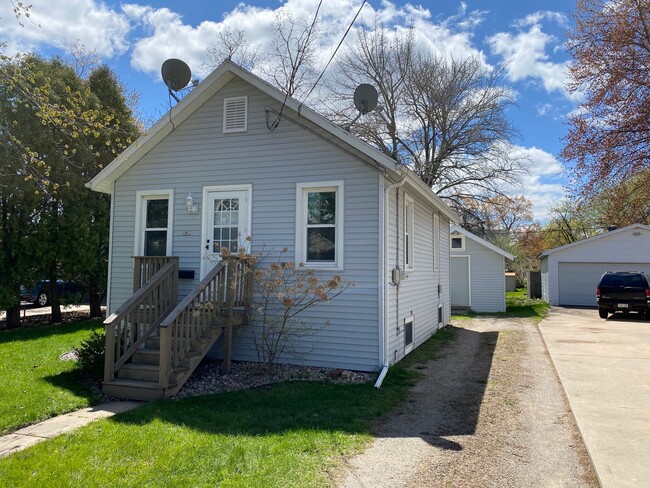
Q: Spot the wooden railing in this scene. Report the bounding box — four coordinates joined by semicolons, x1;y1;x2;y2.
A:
158;256;252;387
133;256;179;291
103;259;179;382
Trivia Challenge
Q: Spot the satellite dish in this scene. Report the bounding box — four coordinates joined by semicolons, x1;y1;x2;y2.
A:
161;58;192;91
354;84;378;115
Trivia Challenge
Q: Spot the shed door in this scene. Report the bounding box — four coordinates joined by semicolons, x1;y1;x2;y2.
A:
202;190;249;278
558;262;650;307
451;256;471;307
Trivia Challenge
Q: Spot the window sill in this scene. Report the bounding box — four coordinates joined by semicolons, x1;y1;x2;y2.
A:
300;263;343;272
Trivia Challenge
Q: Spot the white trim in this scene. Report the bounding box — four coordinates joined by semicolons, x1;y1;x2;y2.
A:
433;213;440;271
106;180;115;313
134;189;174;257
404;194;414;271
295;181;344;271
451;255;472;307
450;234;465;252
450;225;514;260
404;314;414;354
223;95;248;133
378;173;386;370
200;184;253;279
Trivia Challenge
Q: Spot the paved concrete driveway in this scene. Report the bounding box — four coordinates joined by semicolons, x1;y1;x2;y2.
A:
539;307;650;488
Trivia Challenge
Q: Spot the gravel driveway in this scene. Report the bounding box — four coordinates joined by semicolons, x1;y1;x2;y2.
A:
337;316;598;488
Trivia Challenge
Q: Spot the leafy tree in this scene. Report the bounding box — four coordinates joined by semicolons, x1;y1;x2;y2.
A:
454;195;533;240
563;0;650;197
0;54;139;326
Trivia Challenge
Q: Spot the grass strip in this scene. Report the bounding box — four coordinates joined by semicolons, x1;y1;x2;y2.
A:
0;320;102;434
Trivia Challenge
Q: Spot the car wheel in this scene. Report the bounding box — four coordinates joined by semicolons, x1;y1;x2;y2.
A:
645;309;650;321
598;308;608;319
36;292;49;307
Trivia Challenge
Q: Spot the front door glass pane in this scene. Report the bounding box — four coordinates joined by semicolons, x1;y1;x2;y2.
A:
213;198;240;252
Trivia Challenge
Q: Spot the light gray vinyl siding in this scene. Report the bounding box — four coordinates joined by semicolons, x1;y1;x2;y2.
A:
110;77;381;371
386;188;450;365
450;237;507;312
543;227;650;305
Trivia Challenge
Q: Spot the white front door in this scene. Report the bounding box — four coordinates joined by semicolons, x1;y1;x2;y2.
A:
201;188;250;277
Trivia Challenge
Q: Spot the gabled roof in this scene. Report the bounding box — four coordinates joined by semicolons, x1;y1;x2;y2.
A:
539;223;650;258
86;60;459;223
450;225;515;261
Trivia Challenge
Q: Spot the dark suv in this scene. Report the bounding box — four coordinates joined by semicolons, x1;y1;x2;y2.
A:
596;271;650;320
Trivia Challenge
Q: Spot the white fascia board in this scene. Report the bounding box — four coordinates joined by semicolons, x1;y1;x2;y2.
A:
450;225;515;261
538;223;650;257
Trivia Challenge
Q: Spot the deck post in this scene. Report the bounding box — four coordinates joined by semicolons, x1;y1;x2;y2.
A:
159;325;171;389
104;324;116;382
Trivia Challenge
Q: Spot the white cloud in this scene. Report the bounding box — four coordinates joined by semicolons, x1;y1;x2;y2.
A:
0;0;130;57
487;11;575;100
505;145;566;220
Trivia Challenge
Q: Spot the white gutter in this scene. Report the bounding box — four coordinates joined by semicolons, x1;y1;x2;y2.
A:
375;168;407;389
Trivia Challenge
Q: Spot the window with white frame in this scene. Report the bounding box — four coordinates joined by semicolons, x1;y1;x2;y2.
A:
433;213;440;271
451;234;465;251
404;195;414;270
296;182;343;269
135;190;174;256
223;96;248;133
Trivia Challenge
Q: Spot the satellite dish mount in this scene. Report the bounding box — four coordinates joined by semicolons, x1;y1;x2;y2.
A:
161;58;192;103
347;83;379;130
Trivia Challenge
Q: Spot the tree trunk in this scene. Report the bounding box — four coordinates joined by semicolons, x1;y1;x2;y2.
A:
4;304;21;329
49;271;62;324
88;285;103;318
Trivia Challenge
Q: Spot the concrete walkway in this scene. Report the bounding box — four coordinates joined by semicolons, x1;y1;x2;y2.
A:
539;307;650;488
0;402;140;458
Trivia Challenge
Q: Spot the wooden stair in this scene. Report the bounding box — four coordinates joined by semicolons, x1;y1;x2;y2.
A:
103;321;229;400
102;256;251;401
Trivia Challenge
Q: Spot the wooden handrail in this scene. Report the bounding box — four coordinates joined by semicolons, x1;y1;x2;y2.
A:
133;256;179;291
103;259;179;383
158;256;251;385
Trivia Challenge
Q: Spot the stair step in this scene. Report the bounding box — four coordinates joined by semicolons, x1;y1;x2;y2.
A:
132;349;160;365
102;379;164;401
117;363;159;382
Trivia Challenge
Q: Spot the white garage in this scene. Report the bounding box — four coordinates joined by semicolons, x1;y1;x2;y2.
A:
540;224;650;306
450;226;514;312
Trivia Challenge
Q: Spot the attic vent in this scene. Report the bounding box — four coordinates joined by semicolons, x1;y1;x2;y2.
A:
223;96;248;133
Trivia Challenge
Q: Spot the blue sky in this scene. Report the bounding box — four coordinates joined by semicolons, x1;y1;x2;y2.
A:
0;0;579;220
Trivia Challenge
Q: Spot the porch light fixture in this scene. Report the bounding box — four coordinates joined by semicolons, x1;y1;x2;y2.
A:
186;192;198;214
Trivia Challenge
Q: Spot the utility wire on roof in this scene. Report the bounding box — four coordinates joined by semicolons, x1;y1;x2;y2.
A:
298;0;368;116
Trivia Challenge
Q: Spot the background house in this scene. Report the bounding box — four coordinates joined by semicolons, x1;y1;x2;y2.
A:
449;225;514;313
88;61;458;398
540;223;650;306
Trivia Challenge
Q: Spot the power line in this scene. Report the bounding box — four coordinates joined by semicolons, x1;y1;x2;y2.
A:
298;0;368;114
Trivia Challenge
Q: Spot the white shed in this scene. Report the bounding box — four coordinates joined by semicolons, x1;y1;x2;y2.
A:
449;225;514;313
540;224;650;306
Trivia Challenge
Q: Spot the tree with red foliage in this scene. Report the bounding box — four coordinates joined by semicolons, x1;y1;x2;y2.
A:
562;0;650;197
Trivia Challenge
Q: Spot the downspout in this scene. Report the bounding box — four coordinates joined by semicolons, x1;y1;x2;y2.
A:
375;169;407;388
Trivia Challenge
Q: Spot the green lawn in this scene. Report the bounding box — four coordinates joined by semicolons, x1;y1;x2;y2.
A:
0;320;103;434
452;289;549;322
0;328;453;487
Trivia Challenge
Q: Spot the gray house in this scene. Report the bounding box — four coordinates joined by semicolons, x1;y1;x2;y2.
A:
449;225;514;313
540;223;650;306
88;61;459;399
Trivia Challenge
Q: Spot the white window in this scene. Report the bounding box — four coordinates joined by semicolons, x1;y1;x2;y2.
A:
451;234;465;251
223;96;248;133
135;190;174;256
404;195;414;270
296;181;344;270
433;213;440;271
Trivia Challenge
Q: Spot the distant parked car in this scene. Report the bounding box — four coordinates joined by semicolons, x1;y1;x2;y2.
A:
596;271;650;320
20;280;81;307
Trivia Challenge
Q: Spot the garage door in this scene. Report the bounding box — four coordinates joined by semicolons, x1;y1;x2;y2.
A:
558;262;650;307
